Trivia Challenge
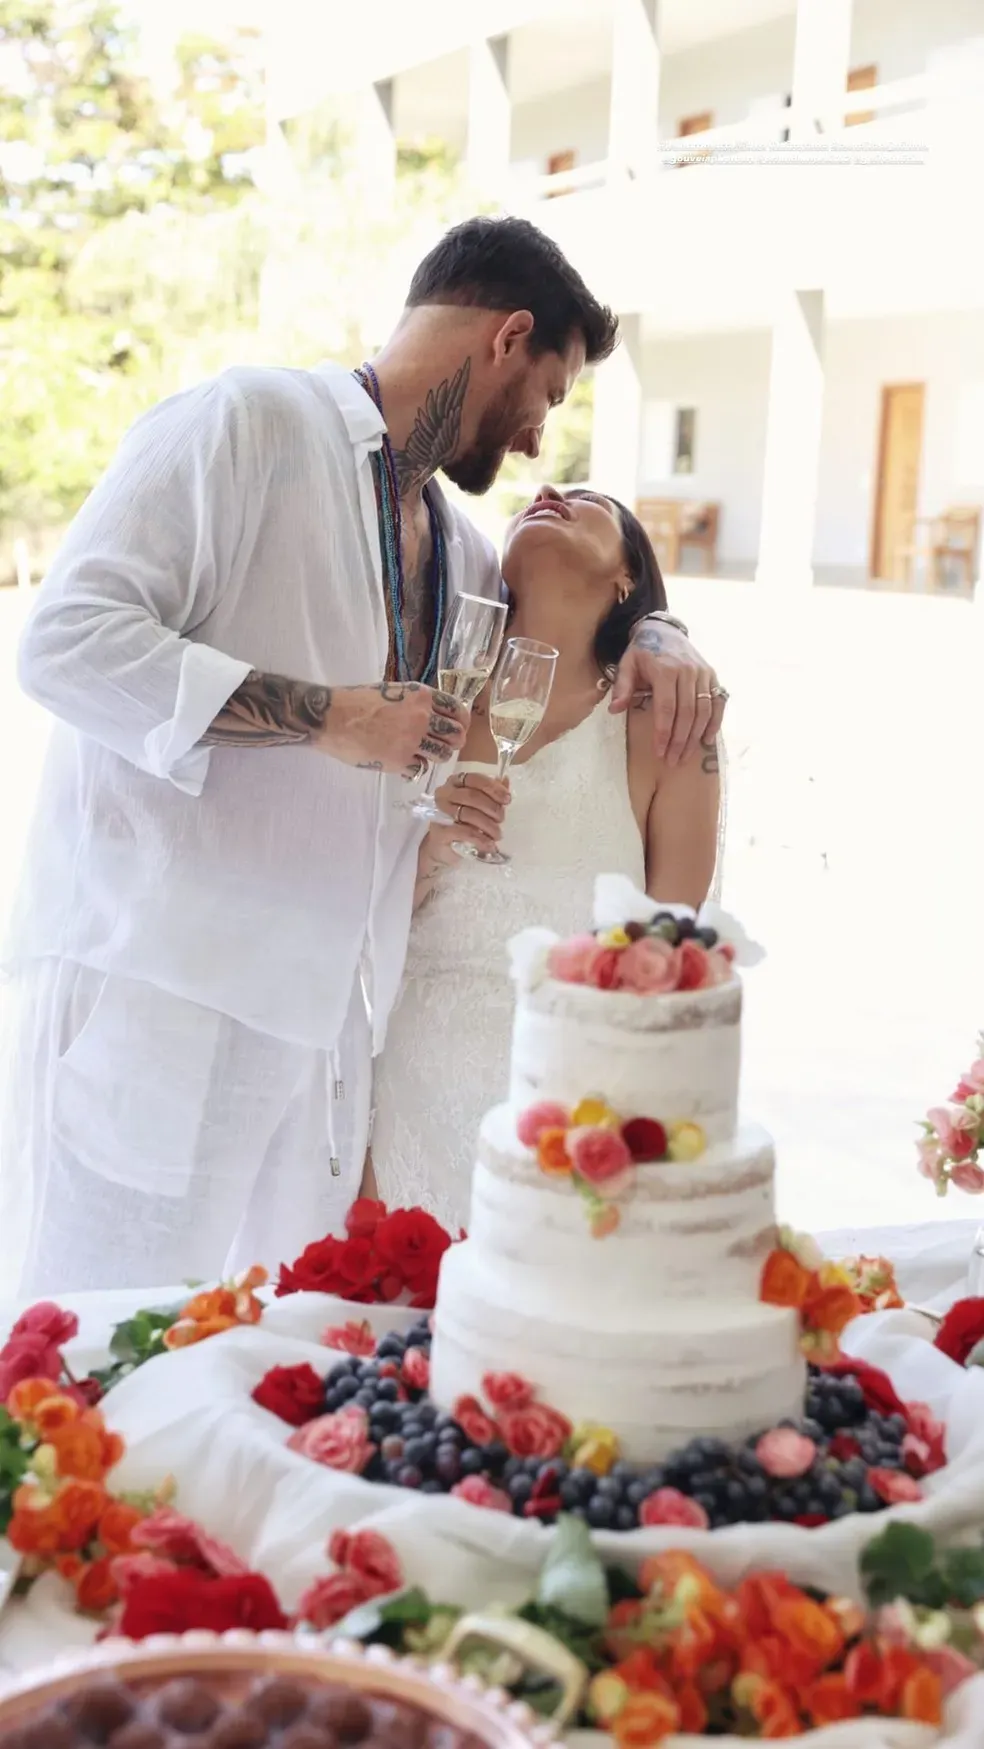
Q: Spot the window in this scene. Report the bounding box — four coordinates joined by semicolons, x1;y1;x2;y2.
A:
674;408;697;475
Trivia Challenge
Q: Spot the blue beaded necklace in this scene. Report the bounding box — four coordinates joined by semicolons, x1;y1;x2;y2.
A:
354;362;446;684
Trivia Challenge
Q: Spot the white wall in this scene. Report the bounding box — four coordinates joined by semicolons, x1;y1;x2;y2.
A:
509;75;610;170
639;331;771;565
639;312;984;575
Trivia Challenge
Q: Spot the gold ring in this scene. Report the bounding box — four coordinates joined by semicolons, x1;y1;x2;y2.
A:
696;691;713;700
455;803;465;825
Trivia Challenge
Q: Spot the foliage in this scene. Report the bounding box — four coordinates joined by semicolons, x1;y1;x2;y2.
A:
862;1521;984;1610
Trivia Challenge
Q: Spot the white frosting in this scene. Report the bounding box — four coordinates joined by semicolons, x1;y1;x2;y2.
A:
509;977;740;1145
471;1110;777;1302
431;1244;805;1462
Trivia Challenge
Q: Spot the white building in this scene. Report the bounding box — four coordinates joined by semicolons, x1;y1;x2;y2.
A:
266;0;984;593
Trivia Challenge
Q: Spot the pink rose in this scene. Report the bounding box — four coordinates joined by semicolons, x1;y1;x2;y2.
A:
321;1319;376;1357
676;939;712;992
616;938;679;995
451;1394;498;1446
401;1347;430;1391
585;944;622;990
546;935;599;984
953;1060;984;1101
950;1161;984;1194
482;1372;535;1412
10;1302;79;1348
755;1429;817;1479
295;1571;373;1630
328;1528;402;1597
450;1475;512;1513
568;1127;633;1186
869;1467;923;1504
639;1487;709;1530
287;1406;374;1474
516;1101;570;1148
0;1332;63;1404
131;1508;248;1578
498;1403;572;1461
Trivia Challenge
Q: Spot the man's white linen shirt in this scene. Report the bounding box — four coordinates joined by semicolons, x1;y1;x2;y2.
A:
8;363;501;1053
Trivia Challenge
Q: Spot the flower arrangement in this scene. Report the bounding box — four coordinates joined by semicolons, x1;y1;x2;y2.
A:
275;1198;455;1308
0;1301;101;1414
516;1097;706;1237
161;1266;266;1351
109;1507;287;1639
838;1254;905;1313
759;1227;862;1361
917;1036;984;1195
326;1515;961;1742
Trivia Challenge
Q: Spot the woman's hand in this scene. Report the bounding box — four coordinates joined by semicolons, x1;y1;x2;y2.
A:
419;772;511;873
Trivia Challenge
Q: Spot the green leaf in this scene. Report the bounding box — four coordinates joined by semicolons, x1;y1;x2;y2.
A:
332;1585;435;1644
861;1522;939;1608
939;1547;984;1608
536;1515;609;1629
108;1306;181;1365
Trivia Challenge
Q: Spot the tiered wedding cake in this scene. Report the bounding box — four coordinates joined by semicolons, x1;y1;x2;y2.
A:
430;877;805;1463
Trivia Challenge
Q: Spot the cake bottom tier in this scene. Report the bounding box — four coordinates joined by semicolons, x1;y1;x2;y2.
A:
430;1243;806;1464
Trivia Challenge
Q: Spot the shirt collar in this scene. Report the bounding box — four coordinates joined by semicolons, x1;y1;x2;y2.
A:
312;360;385;447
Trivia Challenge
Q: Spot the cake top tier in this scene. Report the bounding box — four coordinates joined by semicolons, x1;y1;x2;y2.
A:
509;874;762;1000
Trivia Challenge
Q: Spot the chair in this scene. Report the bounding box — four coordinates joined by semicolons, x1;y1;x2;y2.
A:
897;507;980;591
636;499;720;575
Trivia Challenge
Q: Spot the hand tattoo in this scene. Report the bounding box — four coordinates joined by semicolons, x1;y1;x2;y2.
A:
428;712;458;738
634;622;663;656
378;681;421;702
419;737;445;758
203;671;332;748
701;738;721;775
357;760;383;771
390;360;471;495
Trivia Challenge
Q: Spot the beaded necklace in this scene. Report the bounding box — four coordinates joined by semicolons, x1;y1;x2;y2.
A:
354;362;447;684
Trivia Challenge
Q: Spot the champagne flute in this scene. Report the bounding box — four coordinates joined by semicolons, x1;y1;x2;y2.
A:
401;592;508;822
454;636;558;866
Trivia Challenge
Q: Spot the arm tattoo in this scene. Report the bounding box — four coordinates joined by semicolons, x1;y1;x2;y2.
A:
701;738;721;776
390;359;471;494
202;670;332;748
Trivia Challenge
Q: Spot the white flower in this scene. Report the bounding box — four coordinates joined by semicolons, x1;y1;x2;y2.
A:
697;901;765;967
592;875;765;966
508;926;557;989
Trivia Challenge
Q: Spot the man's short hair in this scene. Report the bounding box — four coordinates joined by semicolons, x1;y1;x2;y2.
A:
406;216;618;365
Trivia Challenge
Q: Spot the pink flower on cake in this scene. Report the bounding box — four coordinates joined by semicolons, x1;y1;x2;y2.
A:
327;1528;403;1597
295;1572;373;1629
869;1468;924;1505
482;1372;535;1412
450;1475;512;1513
676;939;712;991
546;934;599;984
321;1319;376;1357
584;944;622;990
616;937;679;995
916;1138;946;1186
568;1126;633;1186
498;1402;572;1460
756;1429;817;1479
516;1101;570;1148
401;1347;430;1391
286;1406;374;1473
952;1059;984;1101
639;1487;709;1530
451;1394;499;1446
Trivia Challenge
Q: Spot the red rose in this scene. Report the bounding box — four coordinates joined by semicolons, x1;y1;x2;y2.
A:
286;1406;374;1473
676;939;712;991
10;1302;79;1348
401;1347;430;1392
0;1332;63;1404
374;1209;451;1306
345;1198;388;1240
329;1528;403;1597
482;1372;534;1413
451;1394;499;1446
818;1357;908;1421
294;1571;373;1630
118;1569;286;1640
251;1363;325;1427
335;1237;378;1296
275;1236;348;1298
498;1402;572;1461
934;1297;984;1367
450;1476;512;1513
321;1319;376;1357
639;1487;709;1530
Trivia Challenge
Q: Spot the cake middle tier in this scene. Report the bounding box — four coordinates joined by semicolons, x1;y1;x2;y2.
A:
474;1107;777;1302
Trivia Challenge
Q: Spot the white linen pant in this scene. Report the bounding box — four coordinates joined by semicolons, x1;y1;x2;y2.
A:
0;959;370;1296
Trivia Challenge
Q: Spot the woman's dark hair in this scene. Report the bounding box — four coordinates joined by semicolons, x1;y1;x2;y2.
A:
406;216;618;365
588;496;667;681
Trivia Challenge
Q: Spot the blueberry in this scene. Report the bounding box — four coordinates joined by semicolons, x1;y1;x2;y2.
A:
561;1475;586;1509
420;1479;444;1494
416;1401;438;1426
353;1389;376;1409
404;1435;436;1467
858;1483;882;1512
358;1362;380;1381
675;916;696;939
693;1491;716;1519
375;1379;400;1403
502;1457;524;1484
696;925;718;948
745;1475;768;1503
615;1505;638;1531
724;1480;748;1511
436;1449;461;1485
335;1376;361;1402
626;1480;651;1508
323;1390;342;1413
482;1442;509;1475
508;1475;533;1507
566;1467;597;1504
404;1329;430;1349
396;1464;423;1489
459;1447;485;1476
434;1414;460;1439
611;1461;636;1484
801;1418;824;1442
596;1476;623;1500
586;1496;616;1529
376;1335;406;1359
400;1419;424;1440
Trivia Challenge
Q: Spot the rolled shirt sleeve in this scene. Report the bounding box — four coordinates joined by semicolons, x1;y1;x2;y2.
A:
18;375;255;795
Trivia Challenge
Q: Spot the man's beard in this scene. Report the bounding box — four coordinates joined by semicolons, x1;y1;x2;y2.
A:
442;387;524;496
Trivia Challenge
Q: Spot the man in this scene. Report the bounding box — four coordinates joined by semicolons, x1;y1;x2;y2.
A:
2;216;726;1293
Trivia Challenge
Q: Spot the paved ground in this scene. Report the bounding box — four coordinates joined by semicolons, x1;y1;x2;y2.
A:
1;579;982;1249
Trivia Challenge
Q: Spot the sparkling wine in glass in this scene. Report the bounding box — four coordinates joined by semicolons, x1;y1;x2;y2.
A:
403;592;507;822
454;636;558;866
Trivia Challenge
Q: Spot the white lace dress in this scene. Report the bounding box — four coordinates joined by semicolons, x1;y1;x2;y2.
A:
371;703;646;1230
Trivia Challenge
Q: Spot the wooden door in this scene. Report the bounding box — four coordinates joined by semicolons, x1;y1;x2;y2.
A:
677;112;713;166
871;384;924;582
847;64;877;126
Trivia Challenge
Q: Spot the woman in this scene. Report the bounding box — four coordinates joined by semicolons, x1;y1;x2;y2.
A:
369;484;722;1230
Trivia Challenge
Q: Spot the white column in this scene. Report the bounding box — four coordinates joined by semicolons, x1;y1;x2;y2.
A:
345;79;396;205
755;290;825;590
608;0;660;183
467;35;510;200
789;0;854;139
589;314;643;509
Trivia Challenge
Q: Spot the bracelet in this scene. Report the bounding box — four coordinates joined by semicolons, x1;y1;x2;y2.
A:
646;610;690;638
